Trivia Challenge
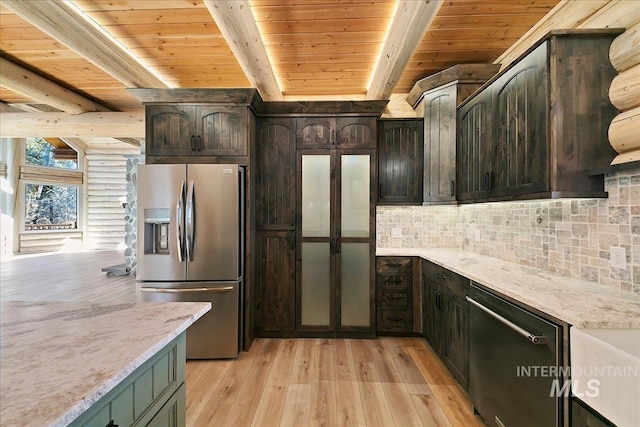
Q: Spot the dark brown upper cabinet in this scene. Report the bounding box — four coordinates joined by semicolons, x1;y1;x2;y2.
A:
457;30;622;203
146;105;248;159
146;105;196;157
129;88;260;165
408;64;499;205
377;119;424;204
458;88;495;202
296;116;376;149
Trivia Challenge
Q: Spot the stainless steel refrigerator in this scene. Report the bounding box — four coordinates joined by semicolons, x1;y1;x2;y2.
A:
136;163;244;359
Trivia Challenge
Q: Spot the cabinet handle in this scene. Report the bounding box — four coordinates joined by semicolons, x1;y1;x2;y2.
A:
386;317;404;322
434;273;446;281
386;295;404;300
450;180;455;197
191;135;196;151
332;129;336;145
197;135;202;151
490;171;495;191
484;172;490;191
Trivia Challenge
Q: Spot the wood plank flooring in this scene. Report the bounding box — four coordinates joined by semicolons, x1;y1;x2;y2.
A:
186;337;486;427
2;250;485;426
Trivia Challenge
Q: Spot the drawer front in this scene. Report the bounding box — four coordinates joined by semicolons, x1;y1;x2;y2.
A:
376;257;413;290
421;259;468;299
378;290;409;307
377;308;412;333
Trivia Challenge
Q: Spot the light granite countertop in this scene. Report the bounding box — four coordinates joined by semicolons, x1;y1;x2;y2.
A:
0;301;210;427
377;248;640;329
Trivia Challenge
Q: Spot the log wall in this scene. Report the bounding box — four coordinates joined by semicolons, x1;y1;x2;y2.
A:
84;149;130;249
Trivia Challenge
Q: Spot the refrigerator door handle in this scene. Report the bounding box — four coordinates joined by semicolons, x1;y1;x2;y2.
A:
176;180;186;262
186;180;195;261
139;286;234;293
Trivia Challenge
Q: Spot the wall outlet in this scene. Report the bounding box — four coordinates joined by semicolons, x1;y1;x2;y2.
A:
610;246;627;269
475;229;481;241
391;228;402;239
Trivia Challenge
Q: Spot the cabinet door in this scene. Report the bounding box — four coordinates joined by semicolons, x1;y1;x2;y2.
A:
443;293;470;389
255;232;296;332
494;42;549;197
146;105;196;156
457;88;494;201
336;117;376;148
422;270;435;344
298;151;374;334
197;106;248;156
423;85;457;203
377;119;423;203
255;118;296;228
296;117;335;148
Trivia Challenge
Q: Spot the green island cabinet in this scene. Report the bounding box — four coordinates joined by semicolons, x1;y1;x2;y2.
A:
70;333;186;427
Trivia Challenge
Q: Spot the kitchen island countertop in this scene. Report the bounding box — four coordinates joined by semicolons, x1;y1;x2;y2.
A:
0;301;210;427
377;248;640;328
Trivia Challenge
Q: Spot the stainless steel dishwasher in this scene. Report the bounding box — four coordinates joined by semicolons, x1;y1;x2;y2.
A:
467;284;561;427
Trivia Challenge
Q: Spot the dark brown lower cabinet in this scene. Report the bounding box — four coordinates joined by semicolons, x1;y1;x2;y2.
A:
571;398;615;427
254;231;296;334
375;257;414;334
422;259;470;389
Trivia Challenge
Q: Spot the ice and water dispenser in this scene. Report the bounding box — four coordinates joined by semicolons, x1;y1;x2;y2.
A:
143;208;171;254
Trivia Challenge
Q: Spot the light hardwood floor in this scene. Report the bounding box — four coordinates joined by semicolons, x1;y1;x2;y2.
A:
1;250;484;427
186;337;485;427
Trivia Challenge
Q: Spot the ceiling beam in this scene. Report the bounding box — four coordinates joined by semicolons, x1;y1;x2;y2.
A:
0;112;145;139
203;0;283;101
0;101;24;113
0;57;142;147
0;57;108;114
2;0;168;88
366;0;443;100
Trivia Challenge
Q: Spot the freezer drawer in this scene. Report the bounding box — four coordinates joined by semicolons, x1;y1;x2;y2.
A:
137;282;240;359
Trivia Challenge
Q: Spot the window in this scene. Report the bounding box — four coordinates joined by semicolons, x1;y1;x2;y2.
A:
25;137;77;169
22;138;81;232
24;184;77;230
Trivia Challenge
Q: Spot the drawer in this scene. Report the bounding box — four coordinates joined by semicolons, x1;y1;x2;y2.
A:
421;259;469;299
377;290;409;307
376;257;413;290
377;308;412;333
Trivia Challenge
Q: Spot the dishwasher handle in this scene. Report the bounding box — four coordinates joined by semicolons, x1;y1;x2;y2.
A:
466;296;548;345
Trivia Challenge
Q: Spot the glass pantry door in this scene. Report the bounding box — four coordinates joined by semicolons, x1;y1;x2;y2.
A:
300;153;333;329
299;151;373;333
338;154;372;329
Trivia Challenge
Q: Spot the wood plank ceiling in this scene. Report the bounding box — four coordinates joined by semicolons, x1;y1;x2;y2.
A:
0;0;560;114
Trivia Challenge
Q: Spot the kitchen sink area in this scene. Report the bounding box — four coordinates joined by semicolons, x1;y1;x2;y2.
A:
571;327;640;427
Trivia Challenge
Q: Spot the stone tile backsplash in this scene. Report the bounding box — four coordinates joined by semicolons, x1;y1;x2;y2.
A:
377;167;640;294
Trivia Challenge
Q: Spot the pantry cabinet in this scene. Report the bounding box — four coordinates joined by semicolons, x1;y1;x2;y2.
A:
254;118;296;334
